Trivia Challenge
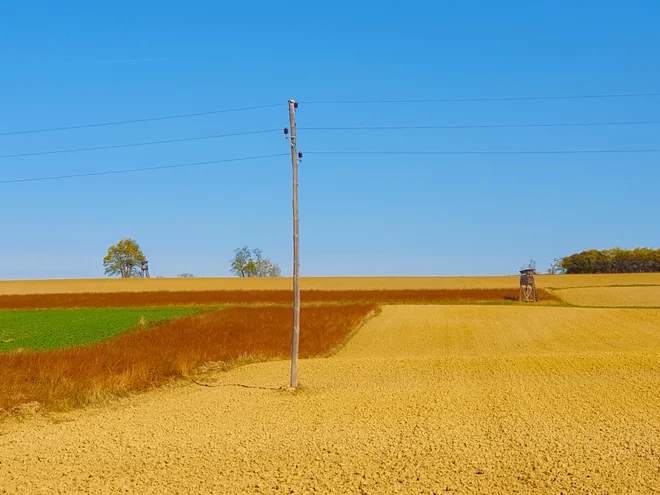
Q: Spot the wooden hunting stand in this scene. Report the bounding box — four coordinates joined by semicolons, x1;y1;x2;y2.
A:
519;268;538;302
140;261;150;278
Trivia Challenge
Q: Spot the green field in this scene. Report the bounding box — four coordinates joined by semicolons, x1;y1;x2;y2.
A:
0;307;201;352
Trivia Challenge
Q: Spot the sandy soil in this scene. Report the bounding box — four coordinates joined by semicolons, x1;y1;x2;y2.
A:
2;305;660;494
556;285;660;307
3;273;660;295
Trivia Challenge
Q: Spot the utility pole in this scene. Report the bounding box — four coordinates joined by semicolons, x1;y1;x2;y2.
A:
287;99;301;388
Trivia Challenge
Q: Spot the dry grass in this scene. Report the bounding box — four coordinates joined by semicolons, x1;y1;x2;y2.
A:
0;288;560;309
0;304;375;412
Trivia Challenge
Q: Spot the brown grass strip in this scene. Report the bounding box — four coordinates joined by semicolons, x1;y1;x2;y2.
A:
0;288;560;309
0;305;376;413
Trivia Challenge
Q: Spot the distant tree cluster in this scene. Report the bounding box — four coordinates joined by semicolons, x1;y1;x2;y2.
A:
230;246;281;278
560;248;660;274
102;237;284;279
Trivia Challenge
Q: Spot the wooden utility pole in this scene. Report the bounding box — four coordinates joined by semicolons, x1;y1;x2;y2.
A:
288;99;300;388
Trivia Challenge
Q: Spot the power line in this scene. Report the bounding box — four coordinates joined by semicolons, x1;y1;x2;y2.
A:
0;153;288;184
301;92;660;104
306;149;660;156
300;120;660;131
0;129;281;159
7;121;657;160
0;103;283;137
4;92;656;137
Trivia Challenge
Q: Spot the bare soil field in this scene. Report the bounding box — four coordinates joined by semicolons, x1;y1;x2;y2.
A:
3;273;659;295
0;288;559;309
555;285;660;307
2;305;659;494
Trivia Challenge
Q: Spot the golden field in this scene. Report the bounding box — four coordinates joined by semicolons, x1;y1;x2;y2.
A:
555;285;660;307
341;305;660;357
2;304;659;494
2;272;660;295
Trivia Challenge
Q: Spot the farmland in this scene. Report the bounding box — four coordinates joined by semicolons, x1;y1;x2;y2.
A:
554;285;660;307
0;307;200;352
0;305;375;412
3;272;660;295
1;275;660;494
0;287;560;309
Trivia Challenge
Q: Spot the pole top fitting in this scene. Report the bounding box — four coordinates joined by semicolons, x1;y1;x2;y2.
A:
289;99;299;109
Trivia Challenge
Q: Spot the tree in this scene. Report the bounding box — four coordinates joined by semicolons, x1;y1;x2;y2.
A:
560;247;660;274
230;246;281;277
546;258;565;275
230;246;253;277
521;259;537;272
250;248;282;277
177;273;194;278
103;238;146;278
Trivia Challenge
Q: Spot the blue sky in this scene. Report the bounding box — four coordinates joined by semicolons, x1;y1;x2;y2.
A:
1;1;658;279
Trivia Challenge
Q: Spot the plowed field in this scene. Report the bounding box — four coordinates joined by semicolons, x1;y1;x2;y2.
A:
2;305;659;494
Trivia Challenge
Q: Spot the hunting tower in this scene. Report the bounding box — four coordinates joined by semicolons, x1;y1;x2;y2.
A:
140;260;150;278
519;268;538;302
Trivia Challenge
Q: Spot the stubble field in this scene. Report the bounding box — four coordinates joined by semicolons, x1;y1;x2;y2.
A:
1;275;660;494
2;272;660;294
554;285;660;307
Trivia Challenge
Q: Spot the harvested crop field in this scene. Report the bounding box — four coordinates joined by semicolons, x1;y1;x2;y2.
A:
0;288;560;309
4;273;659;296
2;305;659;494
555;285;660;307
538;272;660;289
0;276;521;294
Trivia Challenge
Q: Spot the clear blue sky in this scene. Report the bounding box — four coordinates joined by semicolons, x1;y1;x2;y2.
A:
1;1;659;279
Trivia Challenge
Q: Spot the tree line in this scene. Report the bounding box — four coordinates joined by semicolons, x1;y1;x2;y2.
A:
558;248;660;274
103;239;281;278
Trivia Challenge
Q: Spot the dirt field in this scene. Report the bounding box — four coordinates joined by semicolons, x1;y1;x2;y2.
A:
3;273;659;295
2;305;659;494
556;285;660;307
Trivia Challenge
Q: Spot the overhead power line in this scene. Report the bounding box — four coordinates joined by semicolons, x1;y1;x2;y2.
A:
0;129;281;159
3;92;657;137
306;149;660;156
300;92;660;104
300;120;660;131
0;103;283;137
5;120;657;161
0;153;288;185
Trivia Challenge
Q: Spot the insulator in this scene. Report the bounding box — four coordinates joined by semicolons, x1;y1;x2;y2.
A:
283;127;289;135
293;102;299;109
298;152;303;159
